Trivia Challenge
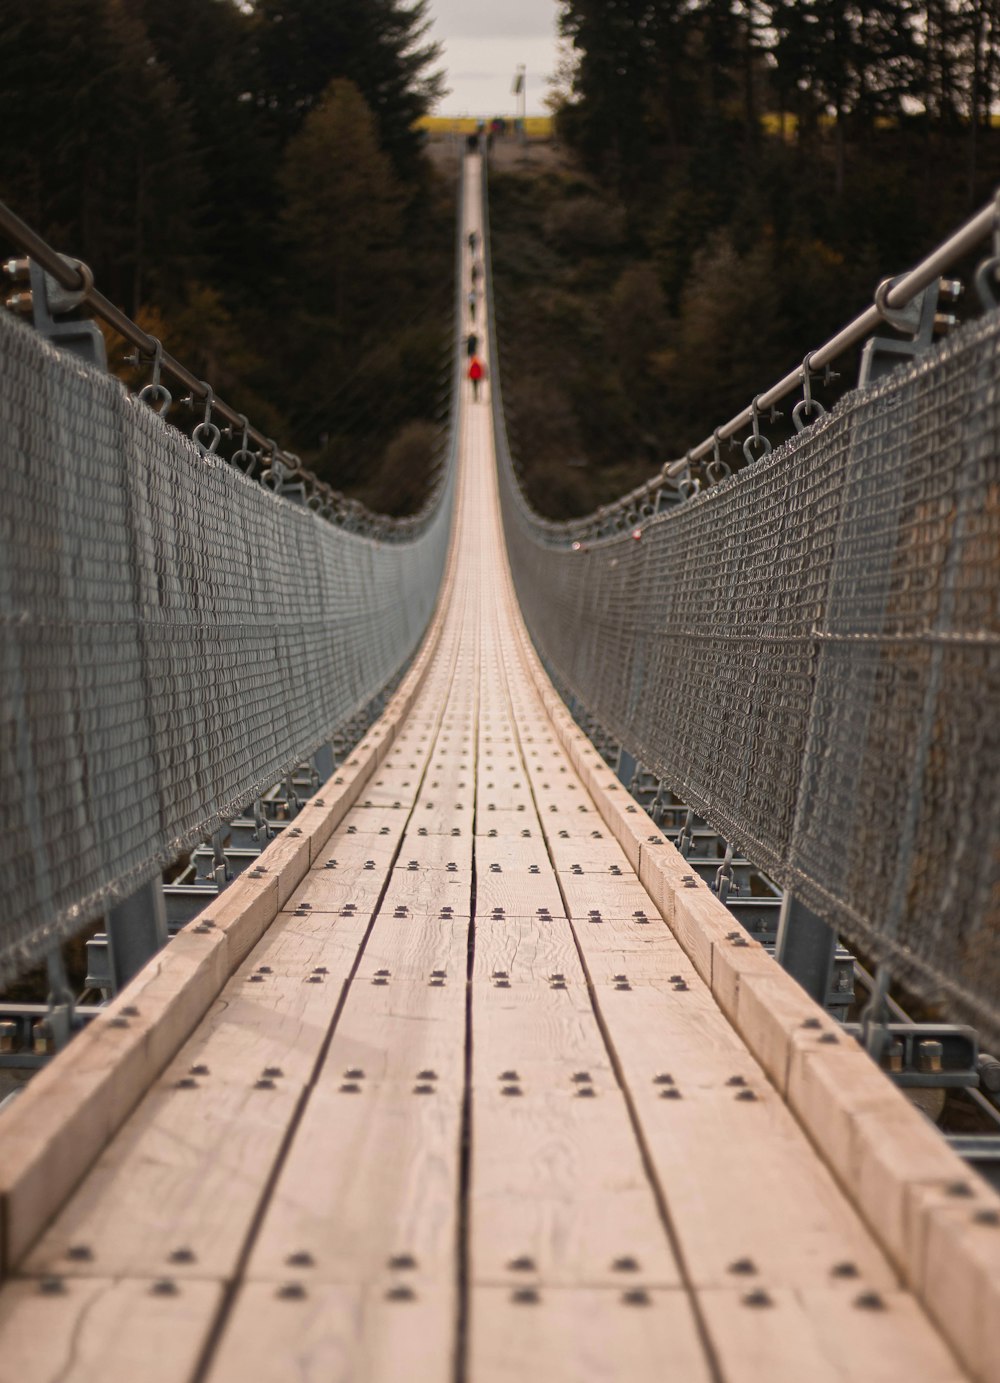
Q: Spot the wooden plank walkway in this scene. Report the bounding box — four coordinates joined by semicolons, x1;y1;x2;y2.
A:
1;154;998;1382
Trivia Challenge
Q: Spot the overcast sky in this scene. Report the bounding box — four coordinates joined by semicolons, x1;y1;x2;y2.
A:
426;0;561;117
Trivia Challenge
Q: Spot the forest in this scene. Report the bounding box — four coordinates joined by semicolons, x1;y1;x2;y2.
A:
493;0;1000;515
0;0;455;514
5;2;1000;518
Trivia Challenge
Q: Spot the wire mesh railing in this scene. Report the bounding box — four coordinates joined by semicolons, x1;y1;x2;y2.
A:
485;164;1000;1053
0;178;465;987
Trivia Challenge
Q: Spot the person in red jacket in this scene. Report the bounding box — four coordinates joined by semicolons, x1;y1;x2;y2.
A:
468;354;485;401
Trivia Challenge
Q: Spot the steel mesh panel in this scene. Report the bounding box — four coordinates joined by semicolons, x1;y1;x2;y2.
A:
491;267;1000;1047
0;307;455;983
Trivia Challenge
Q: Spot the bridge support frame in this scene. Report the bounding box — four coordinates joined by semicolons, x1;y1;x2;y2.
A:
775;892;838;1009
106;875;169;995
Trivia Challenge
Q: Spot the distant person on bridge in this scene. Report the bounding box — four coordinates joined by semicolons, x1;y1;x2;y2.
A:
466;332;479;357
468;289;477;321
468;355;485;401
468;230;478;255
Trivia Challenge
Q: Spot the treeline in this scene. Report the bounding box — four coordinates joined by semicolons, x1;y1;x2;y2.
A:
491;0;1000;517
0;0;455;511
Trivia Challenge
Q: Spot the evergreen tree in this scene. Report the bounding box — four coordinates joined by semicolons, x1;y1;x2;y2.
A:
0;0;201;310
250;0;444;174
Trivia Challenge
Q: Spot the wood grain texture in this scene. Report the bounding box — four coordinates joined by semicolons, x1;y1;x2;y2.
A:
473;919;586;986
470;981;612;1090
206;1284;455;1383
471;1092;680;1288
22;1077;300;1280
320;979;467;1086
0;1278;222;1383
468;1288;711;1383
355;918;470;982
248;1086;462;1285
699;1289;965;1383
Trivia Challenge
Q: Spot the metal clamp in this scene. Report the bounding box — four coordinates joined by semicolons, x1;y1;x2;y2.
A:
974;188;1000;309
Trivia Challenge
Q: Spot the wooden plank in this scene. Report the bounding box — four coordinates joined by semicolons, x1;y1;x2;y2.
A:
471;1092;680;1288
559;873;657;920
355;785;419;810
381;868;472;918
0;1277;222;1383
158;976;343;1088
337;806;411;836
21;1077;300;1280
320;979;467;1086
475;872;566;920
475;808;537;836
473;919;586;986
394;836;473;870
206;1284;454;1383
698;1288;965;1383
547;836;632;873
227;909;371;977
311;835;400;872
285;869;389;915
356;918;470;983
469;1287;711;1383
475;836;551;872
248;1084;461;1285
408;797;475;836
470;980;612;1090
628;1077;898;1289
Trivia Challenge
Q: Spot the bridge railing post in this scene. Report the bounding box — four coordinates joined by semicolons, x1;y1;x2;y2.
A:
775;892;838;1008
106;875;169;995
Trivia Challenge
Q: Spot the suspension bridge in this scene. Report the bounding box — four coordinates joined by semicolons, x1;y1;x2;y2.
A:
0;153;998;1381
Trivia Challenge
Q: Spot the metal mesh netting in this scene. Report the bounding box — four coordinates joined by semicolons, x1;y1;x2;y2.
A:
0;307;455;983
488;232;1000;1049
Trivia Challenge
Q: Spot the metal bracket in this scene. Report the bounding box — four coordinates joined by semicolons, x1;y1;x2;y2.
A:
775;893;838;1008
105;874;169;995
857;275;941;386
844;1021;980;1088
26;258;107;369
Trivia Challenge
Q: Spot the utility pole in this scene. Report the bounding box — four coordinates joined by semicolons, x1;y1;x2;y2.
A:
512;64;526;142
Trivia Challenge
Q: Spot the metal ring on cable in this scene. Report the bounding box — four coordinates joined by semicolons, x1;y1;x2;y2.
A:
137;336;172;415
792;353;828;433
192;382;221;454
261;438;285;490
742;395;772;464
230;413;258;474
706;428;732;486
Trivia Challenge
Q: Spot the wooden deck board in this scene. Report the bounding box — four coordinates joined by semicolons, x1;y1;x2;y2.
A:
21;1077;300;1280
247;1086;462;1285
470;1092;680;1288
468;1288;712;1383
0;1278;222;1383
207;1284;455;1383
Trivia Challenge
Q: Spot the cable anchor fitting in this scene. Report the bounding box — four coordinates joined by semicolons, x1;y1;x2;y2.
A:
742;395;773;464
137;337;171;416
192;383;221;454
792;354;828;434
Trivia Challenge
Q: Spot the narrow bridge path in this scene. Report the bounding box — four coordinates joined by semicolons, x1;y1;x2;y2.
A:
0;159;971;1382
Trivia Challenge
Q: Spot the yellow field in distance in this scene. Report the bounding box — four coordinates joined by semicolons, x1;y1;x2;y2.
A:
417;115;554;139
